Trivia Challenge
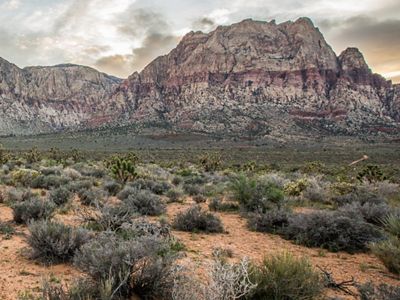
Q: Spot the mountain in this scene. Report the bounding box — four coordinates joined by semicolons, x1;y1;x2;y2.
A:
0;58;121;136
0;18;399;139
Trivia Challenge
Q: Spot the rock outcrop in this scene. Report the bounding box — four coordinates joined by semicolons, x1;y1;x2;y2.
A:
0;59;121;135
109;18;400;137
0;17;399;138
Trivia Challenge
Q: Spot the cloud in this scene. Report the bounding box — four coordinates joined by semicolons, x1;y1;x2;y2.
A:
94;54;134;77
320;16;400;82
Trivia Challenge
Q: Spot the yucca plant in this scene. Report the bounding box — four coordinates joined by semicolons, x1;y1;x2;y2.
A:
381;213;400;238
110;157;137;183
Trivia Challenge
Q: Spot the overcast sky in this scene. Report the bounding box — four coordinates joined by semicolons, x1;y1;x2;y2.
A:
0;0;399;83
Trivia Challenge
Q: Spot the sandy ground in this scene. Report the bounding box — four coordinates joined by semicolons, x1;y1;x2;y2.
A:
0;196;399;299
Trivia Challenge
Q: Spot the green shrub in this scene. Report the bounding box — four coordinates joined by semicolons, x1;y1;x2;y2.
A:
28;220;90;264
230;175;284;212
12;198;56;224
6;188;35;203
88;204;136;232
284;211;384;253
249;252;323;300
183;183;202;196
339;202;391;225
50;187;72;206
193;194;206;204
173;205;224;233
370;237;400;274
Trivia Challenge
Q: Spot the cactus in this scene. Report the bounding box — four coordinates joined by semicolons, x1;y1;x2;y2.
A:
357;165;386;183
199;152;222;172
24;147;41;163
0;144;10;165
109;157;137;183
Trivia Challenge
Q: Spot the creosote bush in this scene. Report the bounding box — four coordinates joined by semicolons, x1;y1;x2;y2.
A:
73;231;176;299
209;198;239;212
12;198;56;224
248;252;323;300
28;220;90;264
173;205;224;233
230;174;284;212
248;209;292;234
284;211;384;253
50;187;72;206
124;189;166;216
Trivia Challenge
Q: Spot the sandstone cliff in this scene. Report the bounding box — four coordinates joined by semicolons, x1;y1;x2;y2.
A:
1;17;399;138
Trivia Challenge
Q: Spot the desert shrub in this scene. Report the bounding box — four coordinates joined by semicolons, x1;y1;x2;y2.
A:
79;166;105;178
6;187;35;203
31;175;69;189
173;205;224;233
370;237;400;274
230;175;284;212
284;211;384;253
66;179;93;193
88;204;136;232
302;177;330;203
380;213;400;237
183;174;207;185
123;190;166;216
330;181;356;196
183;183;202;196
248;209;292;234
28;220;90;264
0;221;15;237
249;252;323;300
209;198;239;212
42;277;100;300
172;176;183;186
283;178;308;196
40;166;62;176
339;202;391;225
11;168;40;187
61;167;82;180
73;232;173;299
130;178;171;195
50;187;72;206
119;219;171;240
103;180;122;196
78;187;105;206
332;188;386;207
193;194;206;204
116;186;138;200
358;282;400;300
166;189;183;203
12;198;56;224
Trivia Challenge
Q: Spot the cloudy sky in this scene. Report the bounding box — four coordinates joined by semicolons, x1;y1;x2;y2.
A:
0;0;399;83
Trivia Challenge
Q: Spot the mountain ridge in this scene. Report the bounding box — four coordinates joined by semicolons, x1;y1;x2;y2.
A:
0;17;399;139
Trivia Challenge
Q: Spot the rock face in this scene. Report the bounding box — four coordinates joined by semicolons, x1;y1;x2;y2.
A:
0;59;121;135
111;18;400;137
0;17;399;138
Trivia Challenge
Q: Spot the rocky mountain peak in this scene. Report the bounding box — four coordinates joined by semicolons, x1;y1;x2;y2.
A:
339;47;370;71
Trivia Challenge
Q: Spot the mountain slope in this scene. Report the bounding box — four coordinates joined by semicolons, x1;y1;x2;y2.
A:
110;18;400;137
0;17;399;138
0;58;121;135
